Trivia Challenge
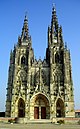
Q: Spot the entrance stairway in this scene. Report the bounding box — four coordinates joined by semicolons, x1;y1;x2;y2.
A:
17;118;51;124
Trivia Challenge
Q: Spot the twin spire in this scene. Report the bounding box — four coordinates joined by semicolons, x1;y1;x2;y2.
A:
18;5;63;47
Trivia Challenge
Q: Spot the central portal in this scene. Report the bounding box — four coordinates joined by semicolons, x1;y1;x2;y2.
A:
33;94;50;119
34;107;46;119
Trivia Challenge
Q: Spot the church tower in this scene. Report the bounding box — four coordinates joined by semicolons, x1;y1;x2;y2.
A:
6;6;75;121
46;6;75;118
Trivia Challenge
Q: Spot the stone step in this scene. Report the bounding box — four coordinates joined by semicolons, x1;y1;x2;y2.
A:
17;118;51;124
27;119;51;124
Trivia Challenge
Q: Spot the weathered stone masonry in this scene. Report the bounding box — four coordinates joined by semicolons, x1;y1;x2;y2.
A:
5;6;75;120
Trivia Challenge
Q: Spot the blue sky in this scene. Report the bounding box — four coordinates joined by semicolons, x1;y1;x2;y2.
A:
0;0;80;111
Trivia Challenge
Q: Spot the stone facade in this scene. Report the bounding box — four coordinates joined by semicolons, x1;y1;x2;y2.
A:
5;6;75;120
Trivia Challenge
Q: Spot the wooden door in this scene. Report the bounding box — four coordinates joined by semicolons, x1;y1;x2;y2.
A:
34;107;39;119
41;107;46;119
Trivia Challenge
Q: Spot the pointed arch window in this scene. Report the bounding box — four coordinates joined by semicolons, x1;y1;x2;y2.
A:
55;53;59;63
21;56;26;65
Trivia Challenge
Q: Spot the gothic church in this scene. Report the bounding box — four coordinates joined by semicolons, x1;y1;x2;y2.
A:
6;6;75;121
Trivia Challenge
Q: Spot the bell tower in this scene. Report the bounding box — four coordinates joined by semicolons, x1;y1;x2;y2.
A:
5;15;34;117
46;5;75;118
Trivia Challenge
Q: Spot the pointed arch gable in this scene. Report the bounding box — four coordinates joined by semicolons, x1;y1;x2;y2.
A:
30;92;50;105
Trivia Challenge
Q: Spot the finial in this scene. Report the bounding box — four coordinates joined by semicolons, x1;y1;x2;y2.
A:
60;25;62;33
25;11;28;20
52;2;57;18
10;49;12;56
65;42;67;49
52;2;56;11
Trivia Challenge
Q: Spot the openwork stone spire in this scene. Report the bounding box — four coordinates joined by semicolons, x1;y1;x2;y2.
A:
18;14;32;47
51;5;58;36
21;15;29;41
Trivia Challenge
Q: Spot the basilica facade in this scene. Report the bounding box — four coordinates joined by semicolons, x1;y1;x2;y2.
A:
5;6;75;120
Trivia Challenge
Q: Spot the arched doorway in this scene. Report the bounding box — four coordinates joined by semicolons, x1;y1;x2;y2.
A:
56;98;64;117
31;94;50;119
18;98;25;117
